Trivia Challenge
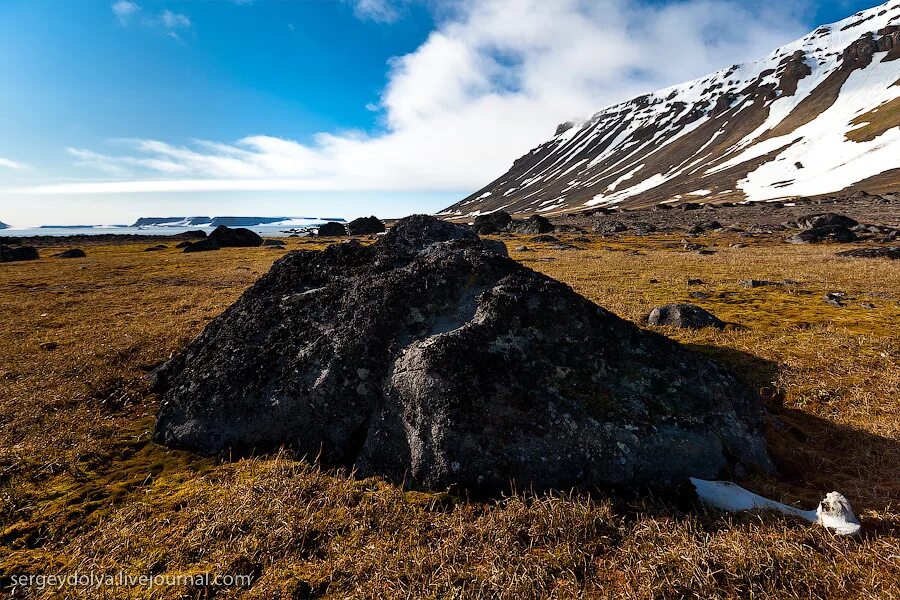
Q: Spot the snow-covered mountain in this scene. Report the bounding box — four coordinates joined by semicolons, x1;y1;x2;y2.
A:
443;1;900;217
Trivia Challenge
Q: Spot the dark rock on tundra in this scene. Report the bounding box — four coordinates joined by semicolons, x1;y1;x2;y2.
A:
153;215;771;495
262;239;286;247
789;225;857;244
0;245;39;262
209;225;263;247
175;241;193;249
594;221;628;235
317;222;347;237
182;238;220;253
53;248;86;259
798;213;858;230
647;304;726;329
510;215;554;234
531;234;560;243
473;211;512;235
172;229;208;240
347;216;386;236
836;246;900;260
144;245;168;252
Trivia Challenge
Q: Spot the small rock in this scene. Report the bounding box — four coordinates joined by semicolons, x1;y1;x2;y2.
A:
687;279;705;285
144;245;168;252
262;239;286;247
183;238;221;253
647;304;726;329
514;246;530;252
798;213;858;230
824;292;845;307
40;341;59;351
175;241;193;249
531;234;560;243
53;248;86;259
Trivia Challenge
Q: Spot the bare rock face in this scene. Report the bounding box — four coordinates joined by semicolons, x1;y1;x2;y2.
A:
153;215;771;494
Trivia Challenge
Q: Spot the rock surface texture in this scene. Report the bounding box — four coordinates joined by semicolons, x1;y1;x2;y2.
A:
153;216;772;494
647;304;727;329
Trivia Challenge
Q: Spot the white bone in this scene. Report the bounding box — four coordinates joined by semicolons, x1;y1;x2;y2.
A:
690;478;861;535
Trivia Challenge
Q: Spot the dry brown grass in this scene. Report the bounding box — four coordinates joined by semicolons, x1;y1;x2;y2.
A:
0;233;898;598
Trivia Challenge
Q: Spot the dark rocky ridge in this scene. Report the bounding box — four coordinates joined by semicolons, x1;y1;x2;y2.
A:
153;216;772;495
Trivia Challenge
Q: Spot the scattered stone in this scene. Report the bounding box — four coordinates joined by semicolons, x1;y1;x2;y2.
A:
175;241;193;249
687;278;705;285
514;246;530;252
679;203;702;211
183;238;221;253
648;279;659;284
824;292;845;307
531;234;560;243
689;291;711;299
688;221;723;234
647;304;726;329
510;215;554;234
262;239;286;247
144;245;168;252
593;221;628;235
571;236;592;243
860;302;876;309
696;249;717;255
741;280;781;288
209;225;263;247
153;215;770;494
0;245;39;262
347;216;386;236
52;249;86;259
836;247;900;260
39;341;59;351
682;240;705;251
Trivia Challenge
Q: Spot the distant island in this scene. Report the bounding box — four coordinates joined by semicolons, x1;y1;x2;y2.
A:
0;220;8;230
131;216;346;228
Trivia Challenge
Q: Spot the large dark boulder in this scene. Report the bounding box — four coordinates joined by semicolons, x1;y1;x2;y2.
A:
209;225;263;247
347;216;386;236
473;211;513;234
510;215;554;234
798;213;858;230
153;215;771;494
0;246;39;262
789;225;857;244
317;222;348;237
53;249;86;259
182;238;220;253
647;304;726;329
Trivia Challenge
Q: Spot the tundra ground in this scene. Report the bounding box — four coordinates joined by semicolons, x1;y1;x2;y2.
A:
0;232;898;599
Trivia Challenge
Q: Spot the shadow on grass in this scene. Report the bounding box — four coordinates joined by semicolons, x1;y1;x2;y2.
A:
687;343;900;525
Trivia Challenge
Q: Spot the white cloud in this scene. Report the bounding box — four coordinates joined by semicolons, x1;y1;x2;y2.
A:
42;0;809;196
348;0;404;23
112;0;140;24
112;2;192;38
0;157;29;171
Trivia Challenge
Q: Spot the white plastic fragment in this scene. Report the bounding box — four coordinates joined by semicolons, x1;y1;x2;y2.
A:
690;478;862;535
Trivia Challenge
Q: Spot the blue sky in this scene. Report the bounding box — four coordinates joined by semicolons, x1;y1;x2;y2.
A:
0;0;881;226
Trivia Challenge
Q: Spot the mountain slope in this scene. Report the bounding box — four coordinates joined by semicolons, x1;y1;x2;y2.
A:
442;1;900;217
